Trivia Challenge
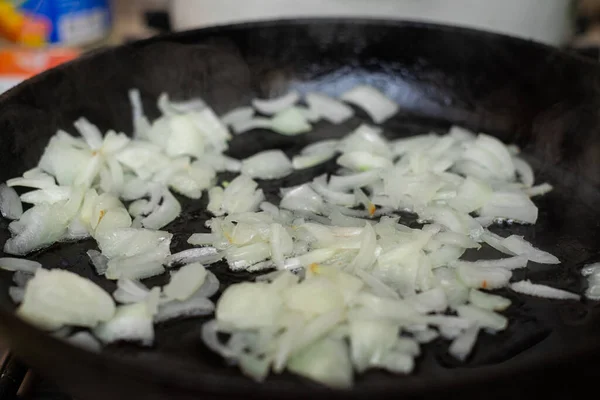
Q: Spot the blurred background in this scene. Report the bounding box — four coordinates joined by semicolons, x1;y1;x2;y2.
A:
0;0;599;95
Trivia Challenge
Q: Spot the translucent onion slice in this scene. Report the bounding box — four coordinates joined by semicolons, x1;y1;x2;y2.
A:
340;85;398;124
93;302;154;345
305;92;354;124
0;258;41;273
164;263;208;301
0;184;23;219
510;280;580;300
17;269;115;330
241;150;293;180
155;296;215;323
252;91;300;115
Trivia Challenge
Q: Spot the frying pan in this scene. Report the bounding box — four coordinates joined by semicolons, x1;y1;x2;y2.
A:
0;19;600;400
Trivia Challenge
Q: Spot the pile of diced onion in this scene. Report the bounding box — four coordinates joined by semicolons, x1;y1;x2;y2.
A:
0;85;584;388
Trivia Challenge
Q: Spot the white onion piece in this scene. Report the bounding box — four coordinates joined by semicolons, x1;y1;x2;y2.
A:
328;170;381;192
187;233;217;246
292;153;335;170
95;228;172;259
270;107;312;136
337;151;393;172
20;186;71;205
74;117;103;149
0;258;41;273
5;189;84;255
280;185;325;214
87;250;108;275
340;85;398;124
12;270;33;287
456;264;511;290
66;331;102;352
195;271;220;298
339;124;390;158
9;286;24;303
311;175;356;206
164;263;207;301
407;288;448;314
452;256;528;270
140;189;181;229
355;270;400;300
448;324;479;361
305;92;354;124
105;254;166;281
510;280;580;300
17;269;115;330
500;235;560;264
252;91;300;115
155;296;215;323
479;191;538;224
414;329;439;344
349;319;398;372
128;89;152;139
241;150;293;180
221;175;264;215
513;157;534;187
348;223;377;271
455;305;507;331
217;282;282;330
165;247;222;266
524;183;553;197
221;106;255;125
469;289;511;311
231;117;272;134
0;184;23;219
287;337;353;389
93;302;154;345
113;278;150;304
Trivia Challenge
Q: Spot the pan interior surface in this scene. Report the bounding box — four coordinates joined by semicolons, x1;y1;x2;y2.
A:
0;19;600;398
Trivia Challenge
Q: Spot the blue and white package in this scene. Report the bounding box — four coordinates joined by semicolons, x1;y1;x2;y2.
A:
19;0;111;45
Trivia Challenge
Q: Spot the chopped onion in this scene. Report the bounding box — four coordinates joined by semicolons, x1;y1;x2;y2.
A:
17;269;115;330
500;235;560;264
66;331;102;352
155;296;215;323
252;91;300;115
221;106;255;125
270;107;312;135
469;289;511;311
0;258;41;273
231;118;272;134
93;302;154;345
305;92;354;124
510;280;580;300
448;324;479;361
280;185;325;215
164;263;207;301
479;191;538;224
524;183;553;197
452;256;528;270
513;157;534;187
113;278;150;304
241;150;293;180
87;250;108;275
455;305;507;331
340;85;398;124
8;286;24;303
0;184;23;219
287;337;353;389
165;247;222;266
456;263;511;289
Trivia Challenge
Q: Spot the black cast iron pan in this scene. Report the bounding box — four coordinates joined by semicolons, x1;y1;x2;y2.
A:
1;19;600;400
